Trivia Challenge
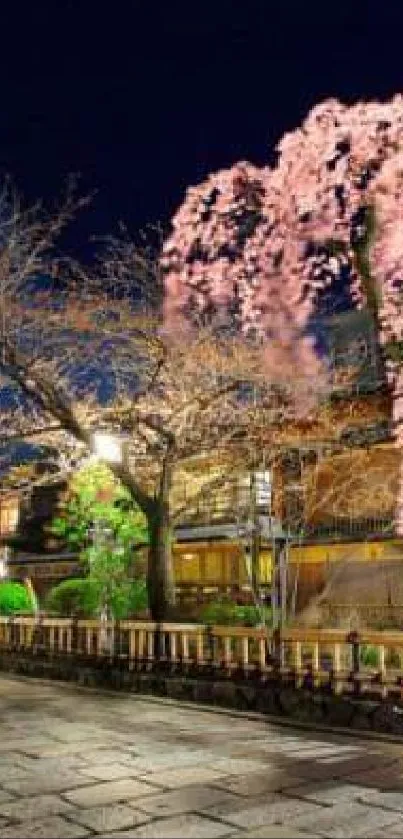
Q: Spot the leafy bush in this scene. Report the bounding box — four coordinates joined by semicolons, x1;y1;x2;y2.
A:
360;644;401;669
360;644;379;667
0;582;35;616
201;599;271;627
45;577;148;619
107;578;148;619
45;579;99;618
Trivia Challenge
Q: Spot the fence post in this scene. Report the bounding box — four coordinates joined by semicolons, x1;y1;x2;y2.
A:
32;613;43;653
347;630;360;695
114;620;120;658
71;617;79;655
153;623;163;668
332;642;343;695
8;615;14;650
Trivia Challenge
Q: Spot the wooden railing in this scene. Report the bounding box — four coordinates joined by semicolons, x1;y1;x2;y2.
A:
2;616;403;700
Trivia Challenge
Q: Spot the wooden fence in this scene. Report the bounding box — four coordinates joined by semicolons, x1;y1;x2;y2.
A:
2;616;403;701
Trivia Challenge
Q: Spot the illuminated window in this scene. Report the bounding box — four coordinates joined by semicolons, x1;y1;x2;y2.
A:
0;501;19;535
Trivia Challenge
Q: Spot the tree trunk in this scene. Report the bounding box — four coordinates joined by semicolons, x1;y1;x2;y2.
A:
147;464;176;621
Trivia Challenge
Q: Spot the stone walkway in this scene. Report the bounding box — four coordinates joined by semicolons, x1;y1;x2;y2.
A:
0;678;403;837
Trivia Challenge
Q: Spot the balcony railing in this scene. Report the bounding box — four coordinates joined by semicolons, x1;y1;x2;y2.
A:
178;504;395;542
290;516;395;543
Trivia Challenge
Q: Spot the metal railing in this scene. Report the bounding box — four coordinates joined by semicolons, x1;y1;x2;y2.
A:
2;616;403;700
294;517;395;542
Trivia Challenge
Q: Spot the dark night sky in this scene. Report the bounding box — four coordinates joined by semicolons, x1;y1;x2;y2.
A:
2;1;403;258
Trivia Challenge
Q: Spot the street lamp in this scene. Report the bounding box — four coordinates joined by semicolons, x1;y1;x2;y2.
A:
92;432;123;464
90;432;125;655
0;545;9;580
269;519;289;668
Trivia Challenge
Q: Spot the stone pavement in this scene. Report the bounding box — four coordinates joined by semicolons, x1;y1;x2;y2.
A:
0;678;403;837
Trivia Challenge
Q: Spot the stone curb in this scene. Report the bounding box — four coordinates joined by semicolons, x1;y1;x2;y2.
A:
3;661;403;746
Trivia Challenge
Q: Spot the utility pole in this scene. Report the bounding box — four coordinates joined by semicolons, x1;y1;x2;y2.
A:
271;530;288;666
90;518;114;655
250;469;259;595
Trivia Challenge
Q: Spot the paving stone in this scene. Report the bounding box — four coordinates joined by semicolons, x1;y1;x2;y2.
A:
134;784;240;816
282;781;370;806
288;800;400;838
0;753;38;769
1;771;95;796
22;741;113;758
122;750;220;773
0;815;89;838
0;738;58;754
97;812;236;837
372;822;403;838
67;803;149;832
46;726;110;742
210;759;268;775
138;765;228;789
229;827;322;838
26;756;88;773
279;744;360;759
198;794;325;829
346;765;403;790
280;754;385;782
357;788;403;812
0;794;76;821
0;766;31;782
318;753;366;764
77;762;141;781
213;771;309;798
76;748;134;764
261;738;329;752
63;778;159;807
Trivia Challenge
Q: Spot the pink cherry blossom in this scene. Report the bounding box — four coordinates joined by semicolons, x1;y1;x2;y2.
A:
162;95;403;532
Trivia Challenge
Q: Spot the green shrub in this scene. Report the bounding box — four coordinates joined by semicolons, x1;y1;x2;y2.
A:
45;578;99;618
108;579;148;619
45;577;148;619
0;582;35;616
201;599;271;627
360;644;379;667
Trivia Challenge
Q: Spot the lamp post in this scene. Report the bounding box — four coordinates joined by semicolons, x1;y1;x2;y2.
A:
270;519;289;667
91;432;124;655
92;432;125;465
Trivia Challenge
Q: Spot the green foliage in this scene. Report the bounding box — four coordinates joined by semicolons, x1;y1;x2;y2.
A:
107;578;148;619
50;462;149;617
45;578;99;618
0;582;34;616
46;577;148;619
360;644;379;667
201;599;271;627
359;644;402;669
51;461;148;557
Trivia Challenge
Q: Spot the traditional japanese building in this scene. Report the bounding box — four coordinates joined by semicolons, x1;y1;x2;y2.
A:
2;308;401;623
172;308;400;621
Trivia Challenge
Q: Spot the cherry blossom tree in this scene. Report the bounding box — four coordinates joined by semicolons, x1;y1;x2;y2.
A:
0;183;327;620
162;95;403;532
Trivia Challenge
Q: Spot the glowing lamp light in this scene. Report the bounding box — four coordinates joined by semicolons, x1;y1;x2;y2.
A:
92;433;123;464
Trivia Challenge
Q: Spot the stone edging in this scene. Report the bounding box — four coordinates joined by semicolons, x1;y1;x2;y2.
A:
2;650;403;738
